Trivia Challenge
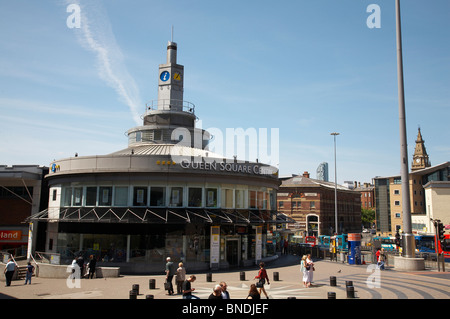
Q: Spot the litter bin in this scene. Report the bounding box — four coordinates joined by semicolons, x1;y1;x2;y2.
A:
330;276;336;287
348;233;361;265
132;284;139;295
273;272;279;281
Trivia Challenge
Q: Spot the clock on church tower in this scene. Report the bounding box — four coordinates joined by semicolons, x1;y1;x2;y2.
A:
411;127;431;171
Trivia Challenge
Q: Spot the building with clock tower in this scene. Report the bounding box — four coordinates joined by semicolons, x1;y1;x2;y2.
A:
411;127;431;171
27;39;290;274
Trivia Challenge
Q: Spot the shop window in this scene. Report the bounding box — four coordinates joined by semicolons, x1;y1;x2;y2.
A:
114;187;129;206
150;187;165;207
133;187;148;206
63;187;72;207
222;189;233;208
257;191;265;209
188;187;202;207
169;187;184;207
206;188;218;207
86;187;97;206
235;189;245;209
73;187;83;206
99;187;112;206
249;190;257;209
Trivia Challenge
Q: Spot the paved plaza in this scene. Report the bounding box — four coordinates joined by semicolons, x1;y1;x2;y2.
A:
1;255;449;300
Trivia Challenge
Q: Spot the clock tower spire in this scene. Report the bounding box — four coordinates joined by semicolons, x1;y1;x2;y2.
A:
411;127;431;171
157;39;184;111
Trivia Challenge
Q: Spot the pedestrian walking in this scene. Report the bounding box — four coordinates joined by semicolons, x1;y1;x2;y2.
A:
208;285;223;299
284;240;289;255
4;258;16;287
182;275;200;299
305;254;314;288
220;281;230;299
300;255;308;287
254;262;270;299
87;255;97;279
246;284;261;299
175;262;186;294
165;257;176;295
76;254;85;278
376;248;386;270
24;261;34;285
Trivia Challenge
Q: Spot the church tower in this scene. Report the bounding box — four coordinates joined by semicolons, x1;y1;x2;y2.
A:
411;127;431;171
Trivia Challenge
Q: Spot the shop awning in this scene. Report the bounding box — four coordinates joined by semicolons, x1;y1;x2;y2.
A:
25;207;296;225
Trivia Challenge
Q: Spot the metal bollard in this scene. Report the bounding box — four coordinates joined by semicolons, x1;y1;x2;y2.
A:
206;273;212;282
146;294;154;299
240;271;245;281
346;280;353;287
132;284;139;295
287;297;296;299
330;276;336;287
328;292;336;299
273;272;279;281
346;286;355;298
149;279;156;289
129;290;137;299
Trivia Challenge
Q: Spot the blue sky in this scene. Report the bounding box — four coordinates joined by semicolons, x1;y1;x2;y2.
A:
0;0;449;184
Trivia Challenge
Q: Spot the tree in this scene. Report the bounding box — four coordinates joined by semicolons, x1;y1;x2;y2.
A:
361;208;376;229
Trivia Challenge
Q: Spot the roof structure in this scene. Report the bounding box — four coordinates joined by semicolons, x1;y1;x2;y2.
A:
26;207;296;225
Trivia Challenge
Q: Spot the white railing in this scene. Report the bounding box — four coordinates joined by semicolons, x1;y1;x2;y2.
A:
145;99;195;114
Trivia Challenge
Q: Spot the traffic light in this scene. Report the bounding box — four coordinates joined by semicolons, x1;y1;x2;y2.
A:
437;222;445;242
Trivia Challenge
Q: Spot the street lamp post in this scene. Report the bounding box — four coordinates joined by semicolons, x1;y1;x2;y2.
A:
395;0;415;258
331;132;339;235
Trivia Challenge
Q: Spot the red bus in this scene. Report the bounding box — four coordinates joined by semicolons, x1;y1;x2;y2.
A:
437;234;450;261
305;236;316;247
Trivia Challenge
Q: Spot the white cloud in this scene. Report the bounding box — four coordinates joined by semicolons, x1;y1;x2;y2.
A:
67;0;142;125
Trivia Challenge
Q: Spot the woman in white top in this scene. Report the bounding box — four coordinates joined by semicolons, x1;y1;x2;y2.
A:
300;255;308;287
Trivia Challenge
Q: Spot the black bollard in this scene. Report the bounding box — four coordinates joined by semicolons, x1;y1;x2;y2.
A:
146;294;154;299
287;297;296;299
240;271;245;281
206;273;212;282
149;279;156;289
129;290;137;299
132;284;139;295
330;276;336;287
346;286;355;298
328;292;336;299
346;280;353;287
273;272;279;281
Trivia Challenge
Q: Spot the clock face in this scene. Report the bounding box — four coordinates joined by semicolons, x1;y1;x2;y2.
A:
415;158;421;163
160;71;170;82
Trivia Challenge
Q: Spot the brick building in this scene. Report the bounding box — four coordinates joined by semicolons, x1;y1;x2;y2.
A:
354;182;375;210
277;172;362;238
